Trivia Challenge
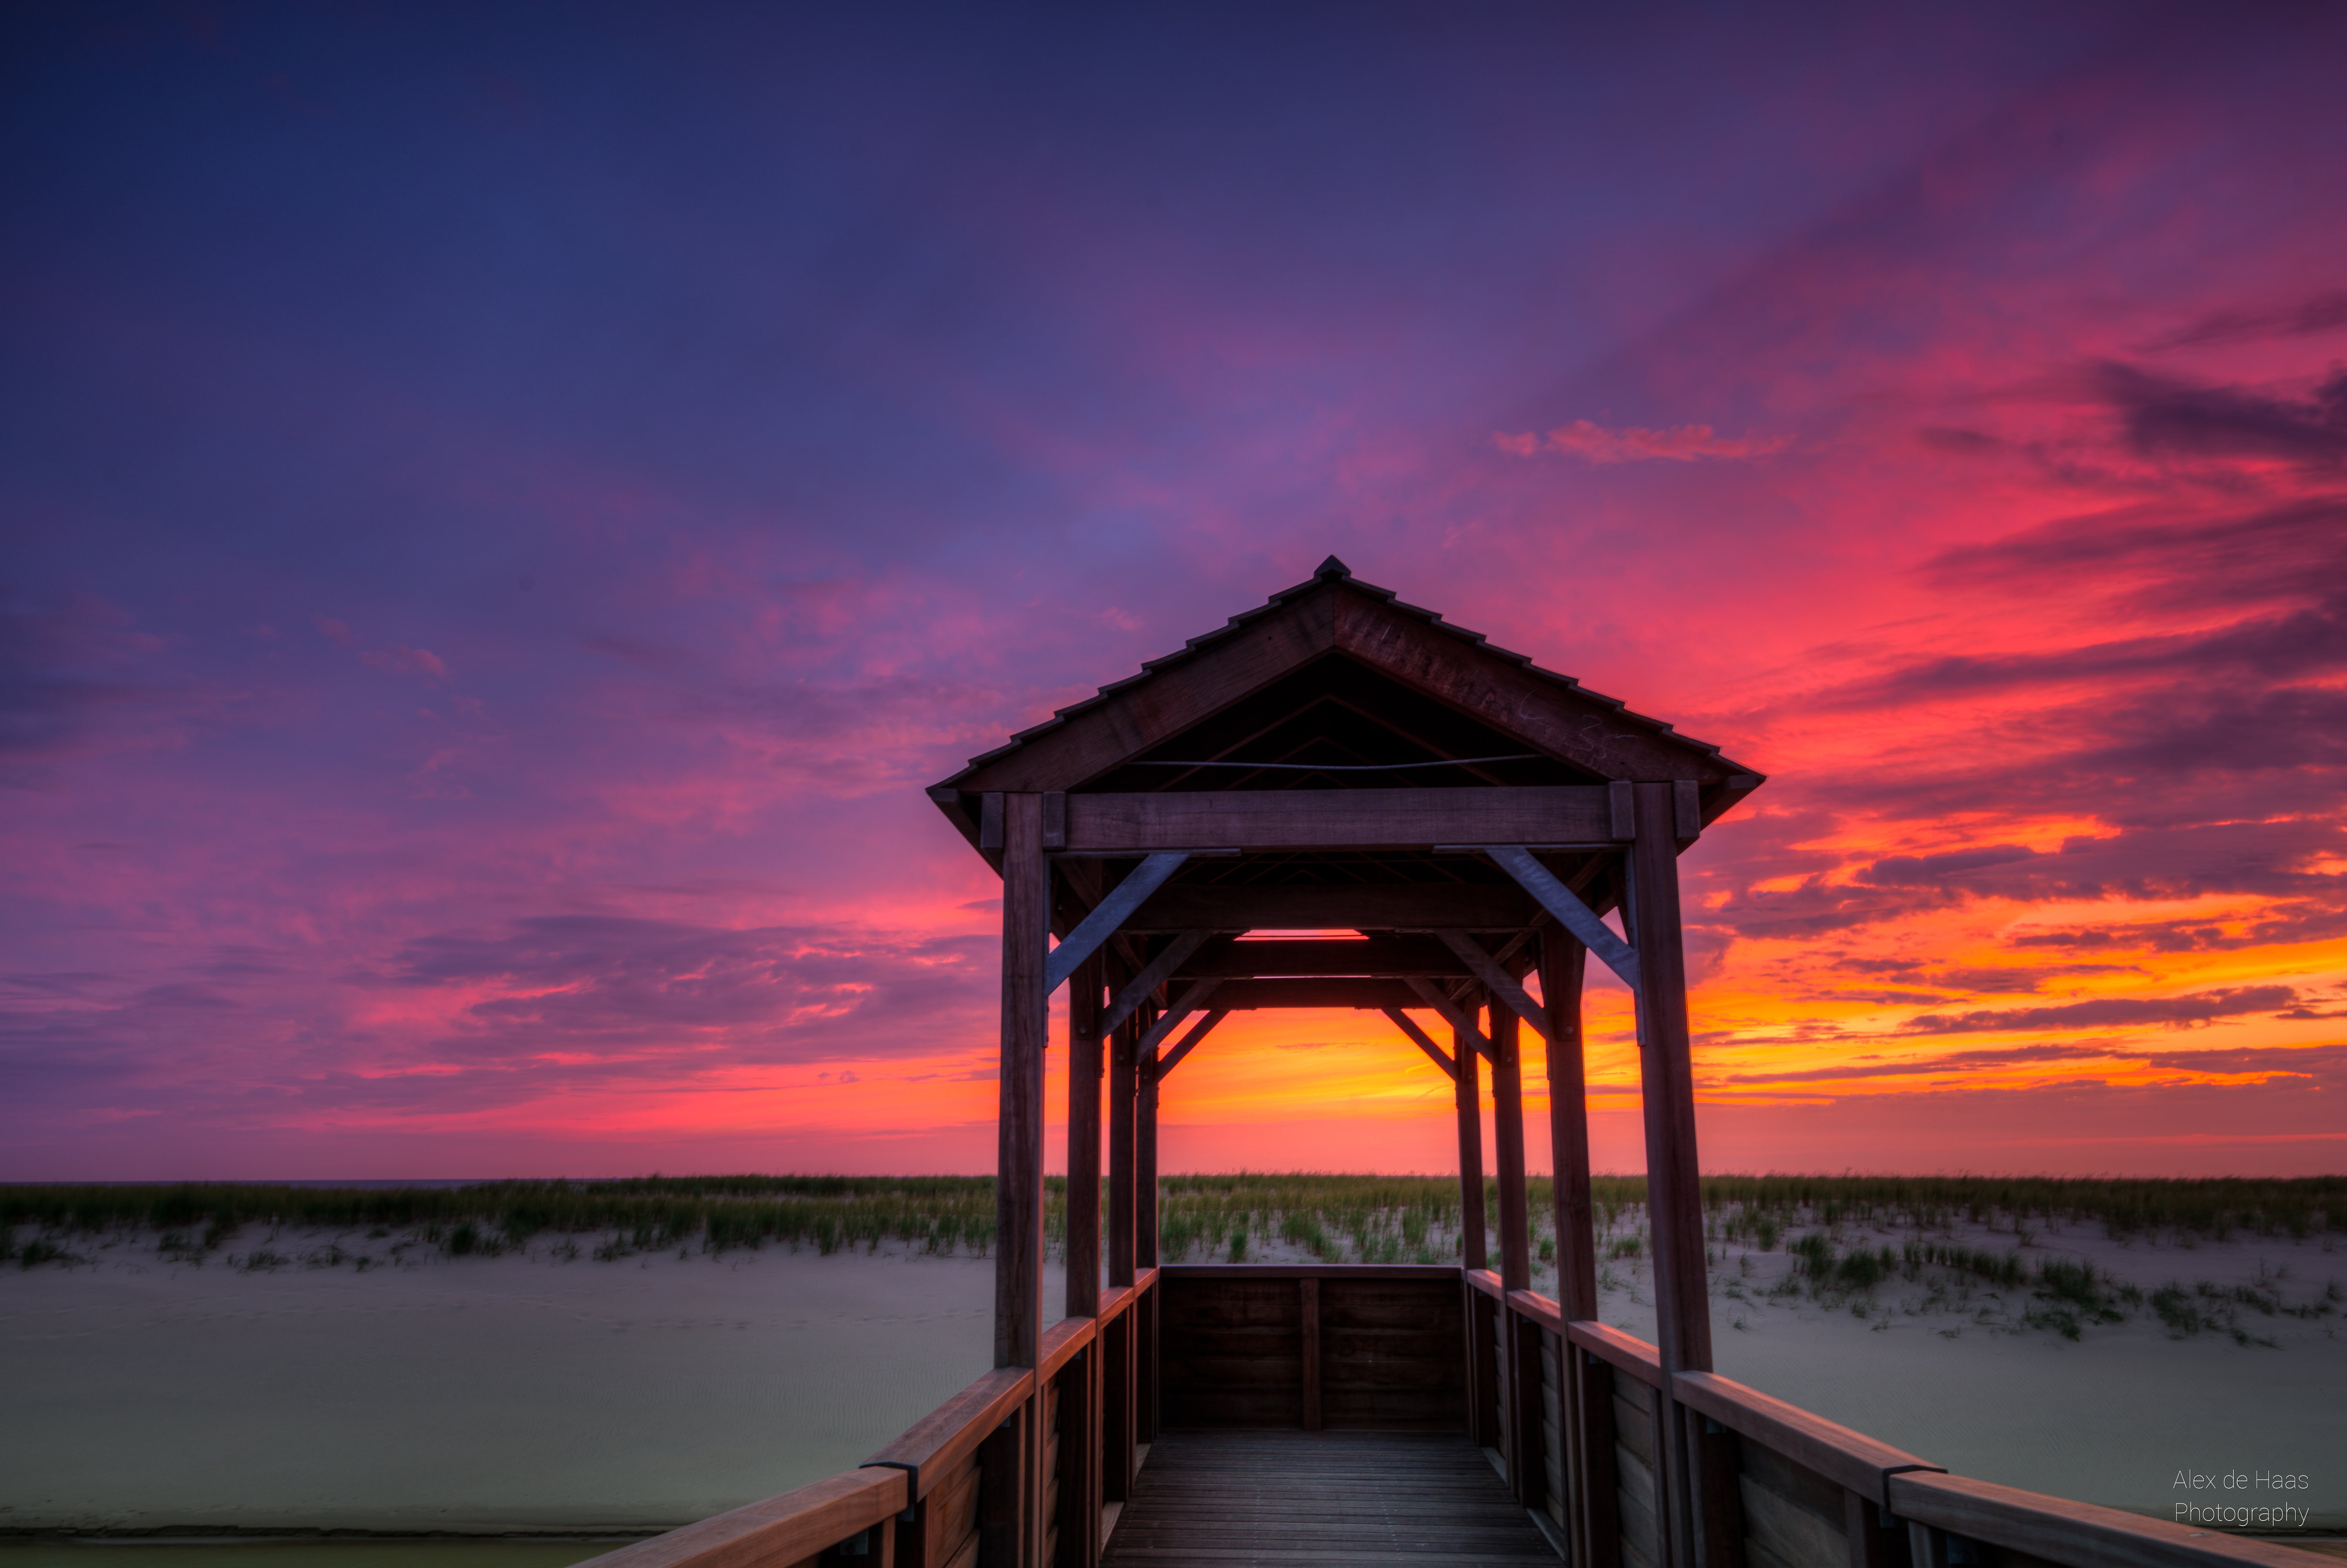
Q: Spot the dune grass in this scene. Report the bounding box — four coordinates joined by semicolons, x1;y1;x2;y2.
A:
3;1173;2337;1272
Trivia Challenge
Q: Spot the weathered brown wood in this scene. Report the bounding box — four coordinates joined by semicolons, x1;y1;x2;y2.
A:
1149;1008;1227;1080
977;1407;1025;1568
1162;1263;1461;1281
1100;931;1211;1035
1738;1470;1846;1568
1842;1487;1899;1568
1629;780;1705;1568
1580;1345;1624;1568
1102;1313;1133;1505
1213;976;1434;1010
1136;1025;1158;1272
1416;977;1495;1056
1066;954;1102;1320
1542;931;1598;1322
866;1367;1036;1505
1671;1372;1940;1510
1568;1318;1664;1386
1332;589;1742;788
1510;1312;1546;1513
574;1469;907;1568
1379;1007;1457;1079
1491;1001;1532;1293
1099;1428;1561;1568
1062;784;1613;852
1107;966;1136;1289
1438;929;1555;1042
1887;1470;2318;1568
998;794;1049;1372
1125;882;1539;933
1174;934;1473;979
1455;1020;1486;1272
1697;1415;1749;1568
1299;1278;1322;1432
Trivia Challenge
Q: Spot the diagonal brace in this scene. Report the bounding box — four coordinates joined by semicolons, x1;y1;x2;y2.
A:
1433;930;1553;1043
1046;851;1189;993
1101;930;1212;1036
1405;977;1493;1060
1152;1008;1230;1081
1481;846;1639;992
1138;979;1222;1060
1379;1007;1456;1081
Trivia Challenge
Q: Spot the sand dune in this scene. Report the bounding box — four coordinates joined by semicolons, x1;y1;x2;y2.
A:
2;1228;2340;1537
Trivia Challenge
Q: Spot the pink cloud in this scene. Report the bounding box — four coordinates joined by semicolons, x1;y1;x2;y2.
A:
1494;420;1790;464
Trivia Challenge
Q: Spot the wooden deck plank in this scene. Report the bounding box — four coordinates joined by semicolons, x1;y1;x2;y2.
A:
1101;1429;1560;1567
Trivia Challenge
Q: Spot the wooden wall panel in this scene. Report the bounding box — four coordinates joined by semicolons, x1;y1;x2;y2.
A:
1158;1275;1465;1432
1738;1438;1850;1568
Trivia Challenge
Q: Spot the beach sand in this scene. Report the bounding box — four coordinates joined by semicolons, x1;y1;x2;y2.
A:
4;1226;2340;1539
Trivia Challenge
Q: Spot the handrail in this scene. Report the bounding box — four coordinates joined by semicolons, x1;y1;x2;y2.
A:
1890;1471;2318;1568
1564;1317;1664;1387
1506;1286;1563;1333
861;1365;1032;1502
571;1470;906;1568
1672;1369;1941;1507
1466;1266;1506;1300
1160;1262;1460;1280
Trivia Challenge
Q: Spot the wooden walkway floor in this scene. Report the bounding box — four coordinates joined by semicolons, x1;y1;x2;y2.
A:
1101;1429;1561;1567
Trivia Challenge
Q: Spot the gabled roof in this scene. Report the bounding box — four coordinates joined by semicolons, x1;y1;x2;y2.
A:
930;558;1763;820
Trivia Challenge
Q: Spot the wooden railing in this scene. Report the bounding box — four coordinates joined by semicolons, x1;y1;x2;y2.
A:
1482;1270;2317;1568
574;1263;2315;1568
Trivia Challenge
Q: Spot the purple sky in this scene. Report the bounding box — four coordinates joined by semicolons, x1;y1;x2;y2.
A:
7;3;2347;1177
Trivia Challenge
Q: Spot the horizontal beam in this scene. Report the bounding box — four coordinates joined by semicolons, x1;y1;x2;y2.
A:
1209;977;1429;1010
1123;882;1540;933
1380;1007;1456;1080
1173;934;1473;980
1044;850;1189;992
1062;786;1614;852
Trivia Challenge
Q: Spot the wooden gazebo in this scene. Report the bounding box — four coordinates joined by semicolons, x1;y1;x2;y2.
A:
924;556;1759;1566
580;562;2301;1568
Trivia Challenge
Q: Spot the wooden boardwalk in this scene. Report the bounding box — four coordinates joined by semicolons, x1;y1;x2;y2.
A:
1101;1429;1560;1566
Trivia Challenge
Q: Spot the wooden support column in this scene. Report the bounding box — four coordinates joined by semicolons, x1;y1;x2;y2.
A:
1455;1013;1487;1272
1492;1001;1542;1509
1492;1003;1531;1292
1137;1020;1160;1269
1540;929;1600;1567
996;793;1048;1374
1628;780;1714;1568
1066;953;1103;1319
1136;1006;1161;1446
1107;979;1136;1289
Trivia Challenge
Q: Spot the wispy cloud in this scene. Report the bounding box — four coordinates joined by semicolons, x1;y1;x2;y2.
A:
1494;420;1787;464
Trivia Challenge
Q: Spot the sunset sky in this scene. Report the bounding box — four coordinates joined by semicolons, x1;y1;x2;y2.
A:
5;3;2345;1180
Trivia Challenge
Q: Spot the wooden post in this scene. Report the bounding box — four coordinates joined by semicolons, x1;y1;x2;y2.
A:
1492;1000;1542;1508
1541;931;1598;1321
997;793;1048;1374
1107;980;1136;1289
1137;1023;1160;1269
1299;1277;1322;1432
1492;1002;1531;1291
1455;1013;1487;1271
1066;954;1103;1319
1136;1006;1161;1445
1540;929;1599;1564
1628;780;1713;1568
